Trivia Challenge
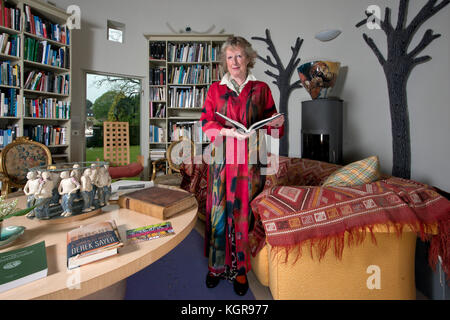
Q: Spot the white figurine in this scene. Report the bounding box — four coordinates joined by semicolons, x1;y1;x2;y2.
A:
95;166;110;206
72;164;82;181
58;171;80;217
90;164;99;193
34;171;54;219
23;171;40;217
81;168;95;212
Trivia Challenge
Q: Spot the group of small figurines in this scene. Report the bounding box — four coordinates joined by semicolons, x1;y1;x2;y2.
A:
23;162;112;220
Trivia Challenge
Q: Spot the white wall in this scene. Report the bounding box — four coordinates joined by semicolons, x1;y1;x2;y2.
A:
52;0;450;190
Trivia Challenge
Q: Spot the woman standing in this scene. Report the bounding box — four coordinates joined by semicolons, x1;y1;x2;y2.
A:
200;36;284;296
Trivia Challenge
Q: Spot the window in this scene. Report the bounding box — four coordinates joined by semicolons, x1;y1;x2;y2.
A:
107;20;125;43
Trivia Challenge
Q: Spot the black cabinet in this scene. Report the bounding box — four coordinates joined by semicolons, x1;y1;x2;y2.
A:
301;98;343;164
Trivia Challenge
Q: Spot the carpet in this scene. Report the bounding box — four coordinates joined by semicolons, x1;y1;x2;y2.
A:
125;229;255;300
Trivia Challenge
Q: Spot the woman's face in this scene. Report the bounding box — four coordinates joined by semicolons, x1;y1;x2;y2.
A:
226;46;249;80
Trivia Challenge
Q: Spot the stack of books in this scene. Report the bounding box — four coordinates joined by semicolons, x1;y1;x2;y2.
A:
66;220;123;270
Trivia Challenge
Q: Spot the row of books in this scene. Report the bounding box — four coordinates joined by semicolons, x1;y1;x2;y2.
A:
24;98;70;119
0;1;20;31
150;148;165;160
169;121;209;143
24;5;70;45
0;33;20;57
167;42;211;63
0;124;18;147
24;71;70;95
0;88;18;117
24;124;67;146
0;61;19;87
24;38;70;68
168;65;210;85
149;67;166;85
150;125;165;143
212;63;225;82
149;86;165;101
149;41;166;60
168;86;207;108
150;102;165;118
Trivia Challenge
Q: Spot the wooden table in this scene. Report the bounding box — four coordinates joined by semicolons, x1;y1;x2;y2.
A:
0;195;198;300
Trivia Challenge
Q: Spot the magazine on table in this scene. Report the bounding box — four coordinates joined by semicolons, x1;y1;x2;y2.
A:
215;112;283;134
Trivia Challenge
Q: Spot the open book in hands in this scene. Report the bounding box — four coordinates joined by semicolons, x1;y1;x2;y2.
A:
215;112;283;134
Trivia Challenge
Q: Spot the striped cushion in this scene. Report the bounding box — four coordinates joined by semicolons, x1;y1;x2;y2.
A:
322;156;380;187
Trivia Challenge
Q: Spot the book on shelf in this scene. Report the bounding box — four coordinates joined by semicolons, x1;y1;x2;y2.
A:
0;1;21;31
0;241;48;293
118;185;197;220
215;112;283;134
24;4;70;45
149;41;166;60
150;102;165;118
149;125;165;143
126;221;175;244
24;125;66;146
0;124;18;147
66;220;123;270
0;88;18;117
149;67;166;85
150;148;166;160
168;65;210;84
167;42;209;63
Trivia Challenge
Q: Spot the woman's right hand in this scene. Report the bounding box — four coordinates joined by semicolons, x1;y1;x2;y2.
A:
220;128;252;140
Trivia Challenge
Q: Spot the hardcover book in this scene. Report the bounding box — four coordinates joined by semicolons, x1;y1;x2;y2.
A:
215;112;283;133
118;185;197;220
67;220;123;270
0;241;48;293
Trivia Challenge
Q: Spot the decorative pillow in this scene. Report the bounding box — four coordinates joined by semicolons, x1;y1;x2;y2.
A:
322;156;380;187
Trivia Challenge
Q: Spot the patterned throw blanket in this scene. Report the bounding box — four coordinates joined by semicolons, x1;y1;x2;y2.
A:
250;177;450;280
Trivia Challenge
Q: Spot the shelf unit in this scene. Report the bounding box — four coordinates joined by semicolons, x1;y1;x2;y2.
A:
0;0;72;163
145;34;231;169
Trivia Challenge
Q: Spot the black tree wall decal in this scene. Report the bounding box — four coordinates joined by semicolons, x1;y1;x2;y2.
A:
356;0;449;179
252;29;303;157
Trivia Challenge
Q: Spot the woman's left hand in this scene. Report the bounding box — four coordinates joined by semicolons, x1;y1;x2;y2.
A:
266;114;284;128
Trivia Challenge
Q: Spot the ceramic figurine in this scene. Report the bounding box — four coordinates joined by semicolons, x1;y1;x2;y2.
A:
80;168;95;212
58;171;80;217
49;170;62;205
72;164;82;180
23;171;40;217
89;164;99;200
95;166;110;206
34;171;54;219
102;165;112;205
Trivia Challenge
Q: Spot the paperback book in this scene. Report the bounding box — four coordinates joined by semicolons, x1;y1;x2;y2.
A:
126;222;175;243
0;241;48;293
66;220;123;270
215;112;283;133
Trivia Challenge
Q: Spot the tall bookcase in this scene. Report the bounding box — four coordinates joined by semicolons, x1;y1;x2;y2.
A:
145;34;231;170
0;0;71;163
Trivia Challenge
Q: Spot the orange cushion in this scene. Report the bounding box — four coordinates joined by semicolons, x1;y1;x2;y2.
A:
108;162;143;179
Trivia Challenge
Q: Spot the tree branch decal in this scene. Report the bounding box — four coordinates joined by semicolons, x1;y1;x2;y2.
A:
252;29;304;156
356;0;449;179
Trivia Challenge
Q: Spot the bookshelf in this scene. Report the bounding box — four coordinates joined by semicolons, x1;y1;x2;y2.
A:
145;34;231;171
0;0;71;162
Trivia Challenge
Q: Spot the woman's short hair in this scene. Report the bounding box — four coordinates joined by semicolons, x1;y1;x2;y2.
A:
219;36;257;72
